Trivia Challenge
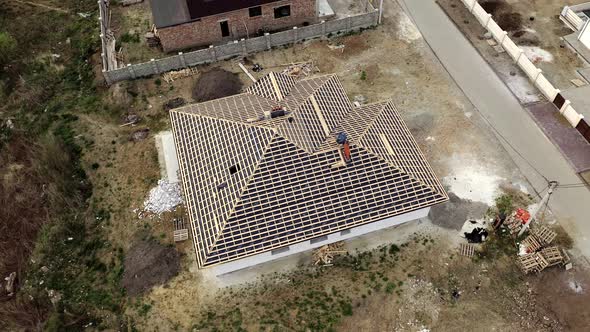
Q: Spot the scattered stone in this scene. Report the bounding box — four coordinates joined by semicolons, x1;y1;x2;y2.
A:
5;272;16;294
122;113;141;125
47;289;62;306
130;128;150;142
353;95;367;105
163;97;186;111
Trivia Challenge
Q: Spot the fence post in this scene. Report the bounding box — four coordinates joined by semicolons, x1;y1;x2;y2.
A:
515;49;524;64
346;15;352;31
127;64;136;79
150;58;159;74
321;20;326;39
240;38;247;55
293;26;298;43
178;52;186;67
533;68;542;86
500;31;508;45
209;45;217;61
265;32;271;50
559;100;571;115
485;13;492;29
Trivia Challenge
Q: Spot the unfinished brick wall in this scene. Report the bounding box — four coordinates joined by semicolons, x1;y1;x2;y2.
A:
157;0;318;52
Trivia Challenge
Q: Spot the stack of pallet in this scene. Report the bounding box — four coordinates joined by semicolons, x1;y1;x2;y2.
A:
504;208;531;235
313;242;346;266
173;218;188;242
517;226;570;274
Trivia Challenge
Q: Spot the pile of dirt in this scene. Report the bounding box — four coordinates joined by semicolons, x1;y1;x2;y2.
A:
480;0;522;32
429;192;489;230
121;238;180;296
192;68;243;102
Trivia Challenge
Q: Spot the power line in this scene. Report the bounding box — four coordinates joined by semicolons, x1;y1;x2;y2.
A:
474;109;550;184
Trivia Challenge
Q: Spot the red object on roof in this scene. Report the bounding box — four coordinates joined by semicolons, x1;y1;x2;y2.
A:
515;208;531;224
343;142;351;162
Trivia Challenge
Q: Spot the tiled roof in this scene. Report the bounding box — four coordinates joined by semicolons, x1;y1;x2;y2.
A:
170;72;448;267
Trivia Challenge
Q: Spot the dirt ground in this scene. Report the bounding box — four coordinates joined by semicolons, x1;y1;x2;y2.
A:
192;68;243;102
121;235;181;296
80;0;590;330
439;0;588;96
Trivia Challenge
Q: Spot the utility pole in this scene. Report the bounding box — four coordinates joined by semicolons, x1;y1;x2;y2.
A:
518;181;558;236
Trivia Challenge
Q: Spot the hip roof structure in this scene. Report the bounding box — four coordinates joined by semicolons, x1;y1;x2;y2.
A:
170;72;448;268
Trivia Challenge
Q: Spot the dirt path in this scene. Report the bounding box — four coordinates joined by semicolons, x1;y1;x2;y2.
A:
14;0;69;14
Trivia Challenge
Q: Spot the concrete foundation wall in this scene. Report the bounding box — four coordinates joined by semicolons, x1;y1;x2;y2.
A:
211;207;430;275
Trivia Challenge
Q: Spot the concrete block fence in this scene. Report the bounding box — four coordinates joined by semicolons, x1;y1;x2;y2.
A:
100;6;379;85
460;0;585;130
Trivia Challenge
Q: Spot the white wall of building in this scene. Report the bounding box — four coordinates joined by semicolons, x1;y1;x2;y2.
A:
211;207;430;275
579;20;590;49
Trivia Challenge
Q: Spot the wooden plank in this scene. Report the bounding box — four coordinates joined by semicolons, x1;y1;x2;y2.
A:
459;243;475;257
239;63;257;83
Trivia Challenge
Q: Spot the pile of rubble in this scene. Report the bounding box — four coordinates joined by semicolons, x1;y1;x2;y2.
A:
312;241;346;266
281;61;320;78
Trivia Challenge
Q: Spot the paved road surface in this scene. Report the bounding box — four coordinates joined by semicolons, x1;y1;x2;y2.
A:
398;0;590;259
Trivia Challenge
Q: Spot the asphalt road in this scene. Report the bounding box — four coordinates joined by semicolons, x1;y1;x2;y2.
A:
398;0;590;259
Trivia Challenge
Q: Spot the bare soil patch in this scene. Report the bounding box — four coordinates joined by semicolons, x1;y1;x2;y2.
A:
192;68;243;102
121;236;180;296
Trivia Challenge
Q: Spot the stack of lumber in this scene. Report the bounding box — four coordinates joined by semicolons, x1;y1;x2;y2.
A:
517;226;569;274
162;67;199;83
281;61;319;78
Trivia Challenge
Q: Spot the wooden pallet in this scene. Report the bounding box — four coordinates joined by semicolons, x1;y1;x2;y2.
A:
532;226;557;246
504;216;522;235
518;252;549;274
540;246;564;267
521;234;543;253
459;243;475;257
173;218;188;242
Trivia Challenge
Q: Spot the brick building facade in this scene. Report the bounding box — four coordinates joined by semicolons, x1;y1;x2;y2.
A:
151;0;318;52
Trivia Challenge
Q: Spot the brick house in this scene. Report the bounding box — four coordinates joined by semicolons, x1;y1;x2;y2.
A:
150;0;319;52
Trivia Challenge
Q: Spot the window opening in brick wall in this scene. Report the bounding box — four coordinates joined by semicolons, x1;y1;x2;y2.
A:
220;20;230;37
274;5;291;19
249;6;262;17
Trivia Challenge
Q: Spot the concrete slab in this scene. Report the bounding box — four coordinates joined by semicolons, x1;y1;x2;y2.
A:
155;131;180;183
318;0;335;19
564;32;590;65
578;67;590;82
562;84;590;120
526;101;590;173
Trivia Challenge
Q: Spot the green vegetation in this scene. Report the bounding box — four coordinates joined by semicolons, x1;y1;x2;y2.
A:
360;70;367;81
0;1;127;330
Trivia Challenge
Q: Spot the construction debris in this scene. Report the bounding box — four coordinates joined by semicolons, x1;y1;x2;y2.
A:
238;62;257;82
121;113;141;127
504;208;531;236
313;242;346;266
130;128;150;142
570;78;587;87
459;243;476;257
145;32;161;48
280;61;319;78
143;180;183;216
460;218;489;243
163;97;186;111
4;272;16;295
162;67;199;83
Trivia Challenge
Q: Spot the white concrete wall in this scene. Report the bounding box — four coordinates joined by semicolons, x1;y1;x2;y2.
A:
211;207;430;275
579;20;590;49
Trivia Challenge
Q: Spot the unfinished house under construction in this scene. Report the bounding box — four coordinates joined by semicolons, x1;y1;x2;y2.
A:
169;72;448;274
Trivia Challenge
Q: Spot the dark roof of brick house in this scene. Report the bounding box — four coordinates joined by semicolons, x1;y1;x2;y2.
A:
151;0;283;28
